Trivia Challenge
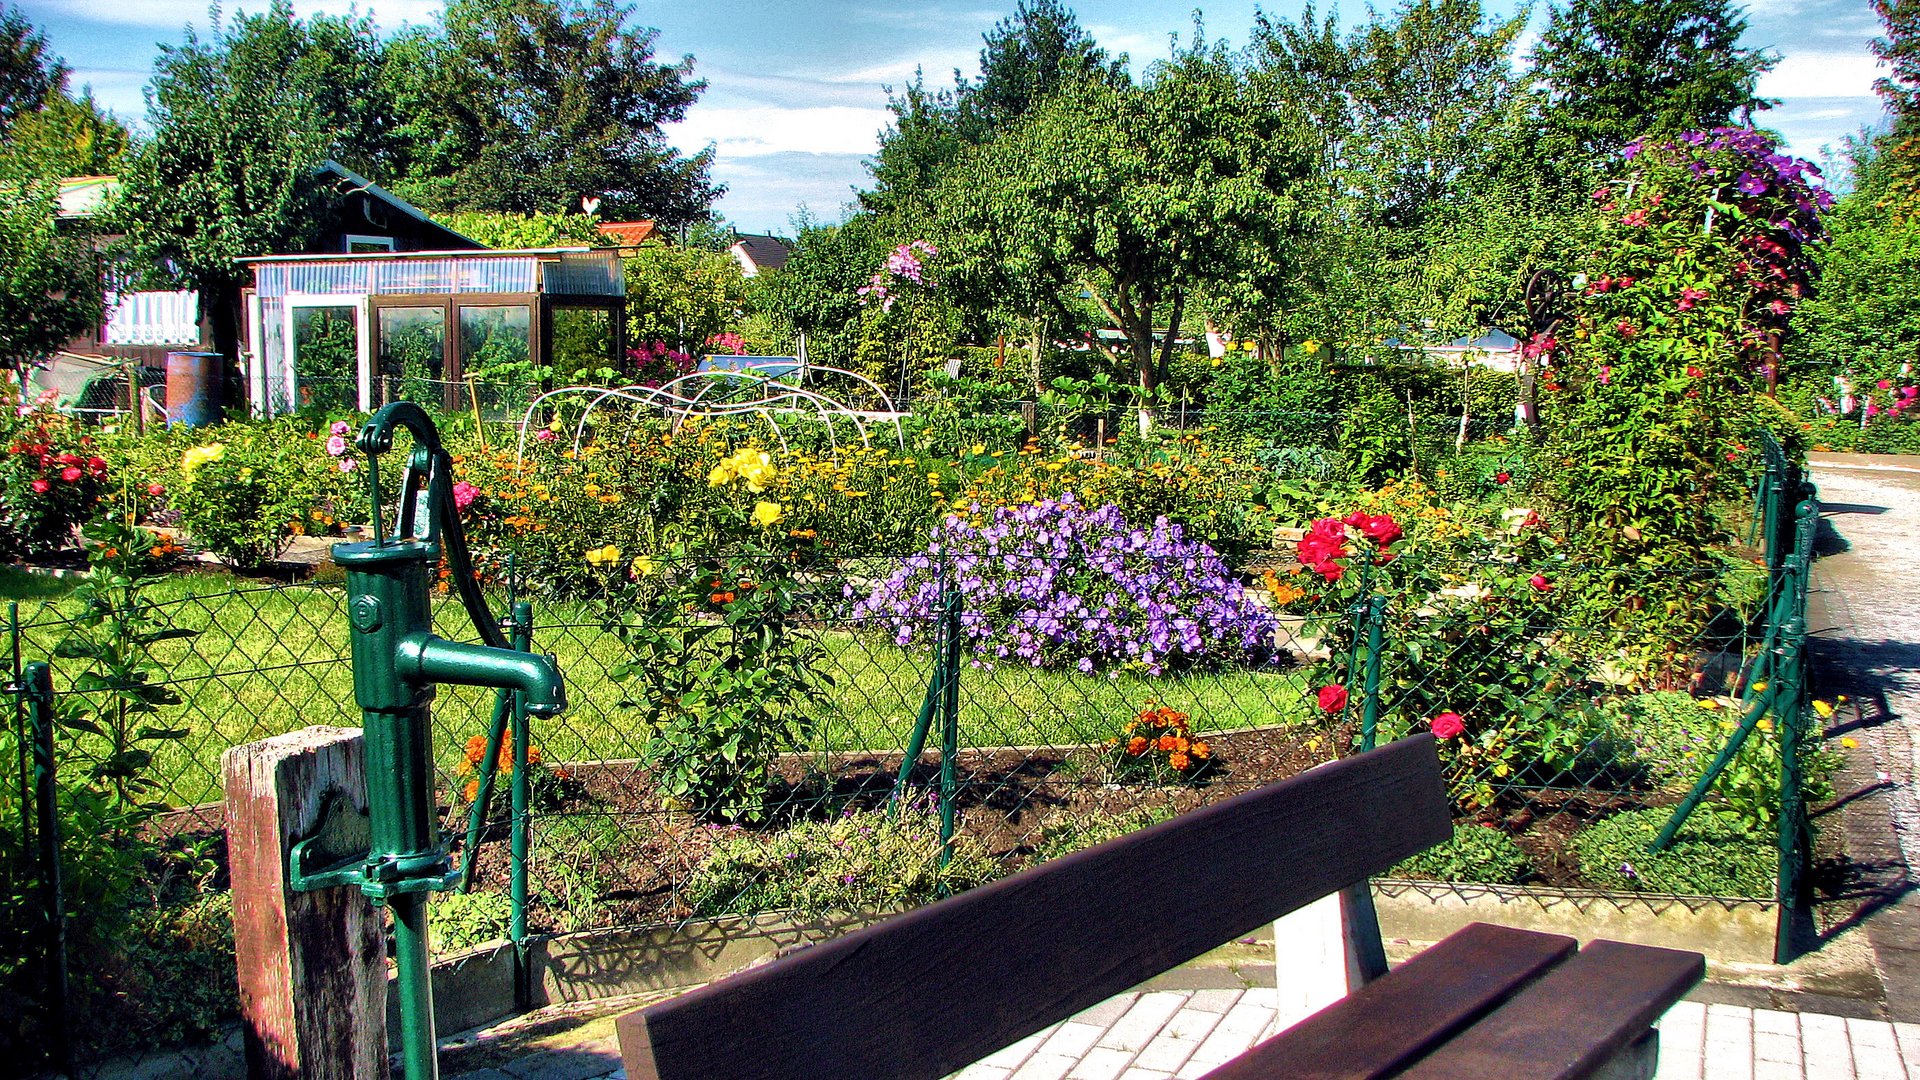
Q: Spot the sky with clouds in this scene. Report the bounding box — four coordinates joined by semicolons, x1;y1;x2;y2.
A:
13;0;1895;234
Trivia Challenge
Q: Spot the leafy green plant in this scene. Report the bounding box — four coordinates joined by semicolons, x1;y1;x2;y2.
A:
600;447;832;822
1029;802;1183;863
1388;822;1531;884
1574;807;1774;897
681;806;997;918
169;420;332;567
53;519;200;819
1104;703;1216;785
430;891;513;956
0;388;111;556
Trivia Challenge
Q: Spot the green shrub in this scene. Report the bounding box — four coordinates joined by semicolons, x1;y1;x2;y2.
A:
430;891;514;955
682;807;997;918
169;420;337;567
1029;802;1183;863
0;390;111;556
1573;807;1775;897
1388;822;1531;884
105;892;237;1047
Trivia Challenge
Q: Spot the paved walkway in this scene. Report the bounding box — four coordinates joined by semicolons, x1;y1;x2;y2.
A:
476;988;1920;1080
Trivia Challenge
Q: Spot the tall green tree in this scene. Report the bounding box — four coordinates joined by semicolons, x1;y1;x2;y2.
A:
386;0;719;224
937;30;1311;408
112;1;346;366
2;87;128;179
0;177;103;377
1863;0;1920;211
0;4;64;127
1532;0;1776;166
864;1;1123;220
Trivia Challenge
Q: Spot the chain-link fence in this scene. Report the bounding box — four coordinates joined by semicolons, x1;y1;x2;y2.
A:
0;433;1820;1077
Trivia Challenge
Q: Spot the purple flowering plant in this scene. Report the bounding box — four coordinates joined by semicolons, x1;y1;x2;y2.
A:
850;495;1282;675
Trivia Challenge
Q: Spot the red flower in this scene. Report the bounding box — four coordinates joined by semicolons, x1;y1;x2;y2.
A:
1297;517;1350;579
60;466;82;482
1316;684;1349;713
147;482;166;497
30;479;50;494
1529;573;1553;592
1686;366;1704;378
1430;712;1465;740
1358;513;1402;547
1494;471;1511;484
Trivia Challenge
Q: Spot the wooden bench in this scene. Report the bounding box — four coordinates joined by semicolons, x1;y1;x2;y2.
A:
615;734;1703;1079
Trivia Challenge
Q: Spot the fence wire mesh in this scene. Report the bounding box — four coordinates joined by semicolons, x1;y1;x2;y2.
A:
0;427;1821;1078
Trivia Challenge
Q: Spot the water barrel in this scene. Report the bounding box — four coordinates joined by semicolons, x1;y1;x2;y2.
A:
164;352;224;427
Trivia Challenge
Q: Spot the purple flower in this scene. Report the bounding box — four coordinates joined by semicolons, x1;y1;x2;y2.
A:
1736;172;1768;196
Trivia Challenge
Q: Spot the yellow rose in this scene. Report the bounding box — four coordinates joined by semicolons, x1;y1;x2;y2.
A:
709;462;735;487
585;544;622;567
181;443;225;477
750;500;784;527
629;554;656;576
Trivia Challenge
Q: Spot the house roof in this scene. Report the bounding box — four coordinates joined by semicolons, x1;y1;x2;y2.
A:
730;233;793;272
56;175;120;218
317;159;481;249
599;220;659;246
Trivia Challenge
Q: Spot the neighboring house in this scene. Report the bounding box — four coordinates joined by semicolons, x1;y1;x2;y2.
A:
728;233;793;277
54;160;480;369
598;220;660;252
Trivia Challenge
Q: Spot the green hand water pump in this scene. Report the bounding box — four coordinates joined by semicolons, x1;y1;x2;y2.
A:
294;403;566;1080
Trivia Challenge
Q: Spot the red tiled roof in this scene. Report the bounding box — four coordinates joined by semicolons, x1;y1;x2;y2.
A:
599;220;659;246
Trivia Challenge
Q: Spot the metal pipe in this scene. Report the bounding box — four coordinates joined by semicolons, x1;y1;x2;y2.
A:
508;601;533;1011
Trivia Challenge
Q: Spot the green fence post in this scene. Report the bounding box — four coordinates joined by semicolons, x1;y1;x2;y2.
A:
1358;594;1388;752
22;661;71;1077
508;600;534;1011
1773;497;1820;962
937;587;962;877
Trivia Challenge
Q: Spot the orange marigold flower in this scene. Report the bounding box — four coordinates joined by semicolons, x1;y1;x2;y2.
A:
1127;736;1149;755
1172;737;1189;753
1191;741;1211;759
1168;752;1191;771
1156;734;1179;752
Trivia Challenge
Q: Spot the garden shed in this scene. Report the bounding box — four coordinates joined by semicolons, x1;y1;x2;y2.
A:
241;248;627;416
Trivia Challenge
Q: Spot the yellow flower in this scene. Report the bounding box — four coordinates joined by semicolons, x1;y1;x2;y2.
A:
629;555;656;577
750;500;784;527
970;444;985;456
709;461;736;487
1302;339;1320;355
1841;736;1859;750
180;443;225;476
1812;700;1835;718
585;544;622;567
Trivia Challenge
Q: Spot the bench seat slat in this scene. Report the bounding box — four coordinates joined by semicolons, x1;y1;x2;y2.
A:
1196;922;1578;1080
1394;938;1704;1080
617;734;1451;1080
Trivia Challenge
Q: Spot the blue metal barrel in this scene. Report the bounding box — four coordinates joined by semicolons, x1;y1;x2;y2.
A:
164;352;224;427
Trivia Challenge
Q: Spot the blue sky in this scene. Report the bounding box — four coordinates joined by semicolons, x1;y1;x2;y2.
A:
15;0;1894;233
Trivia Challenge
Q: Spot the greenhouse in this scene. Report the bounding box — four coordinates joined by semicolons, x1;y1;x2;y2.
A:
241;248;627;416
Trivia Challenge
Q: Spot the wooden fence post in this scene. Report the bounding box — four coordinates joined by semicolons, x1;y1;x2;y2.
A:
224;726;390;1080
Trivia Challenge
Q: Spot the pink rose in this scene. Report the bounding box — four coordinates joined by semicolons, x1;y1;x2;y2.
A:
326;435;348;457
535;429;557;443
1529;573;1553;592
331;420;352;437
1430;712;1465;740
31;478;49;494
452;481;478;512
338;458;357;473
60;466;82;482
147;482;166;497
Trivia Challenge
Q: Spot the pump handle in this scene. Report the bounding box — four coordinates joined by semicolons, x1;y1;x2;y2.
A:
357;403;511;653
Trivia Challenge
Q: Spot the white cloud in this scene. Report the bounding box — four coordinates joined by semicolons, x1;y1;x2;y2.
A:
1759;51;1883;99
824;47;979;89
27;0;443;29
671;104;892;159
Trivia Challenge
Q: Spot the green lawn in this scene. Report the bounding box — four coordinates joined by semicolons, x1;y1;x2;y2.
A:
5;570;1311;807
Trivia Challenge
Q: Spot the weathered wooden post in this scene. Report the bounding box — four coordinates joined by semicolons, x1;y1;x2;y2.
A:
224;726;390;1080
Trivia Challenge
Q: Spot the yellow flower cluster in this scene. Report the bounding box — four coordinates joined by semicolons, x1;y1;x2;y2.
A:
181;443;225;478
709;447;776;492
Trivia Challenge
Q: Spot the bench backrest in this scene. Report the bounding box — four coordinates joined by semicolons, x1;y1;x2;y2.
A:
617;732;1451;1080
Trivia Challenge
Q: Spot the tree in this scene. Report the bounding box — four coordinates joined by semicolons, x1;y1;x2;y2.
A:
386;0;720;224
2;88;128;178
112;1;345;367
936;32;1312;411
1532;0;1776;167
1861;1;1920;211
623;240;748;356
864;1;1123;220
0;4;64;127
0;177;103;377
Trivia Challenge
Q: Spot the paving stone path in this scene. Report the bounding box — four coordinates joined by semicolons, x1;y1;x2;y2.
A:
525;988;1920;1080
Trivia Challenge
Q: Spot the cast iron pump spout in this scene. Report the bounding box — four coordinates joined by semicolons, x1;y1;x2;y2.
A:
312;402;566;1080
402;636;567;716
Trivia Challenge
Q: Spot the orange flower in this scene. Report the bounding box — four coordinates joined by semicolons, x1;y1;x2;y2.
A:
1156;734;1179;752
1127;736;1149;755
1168;752;1191;771
1191;741;1211;759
